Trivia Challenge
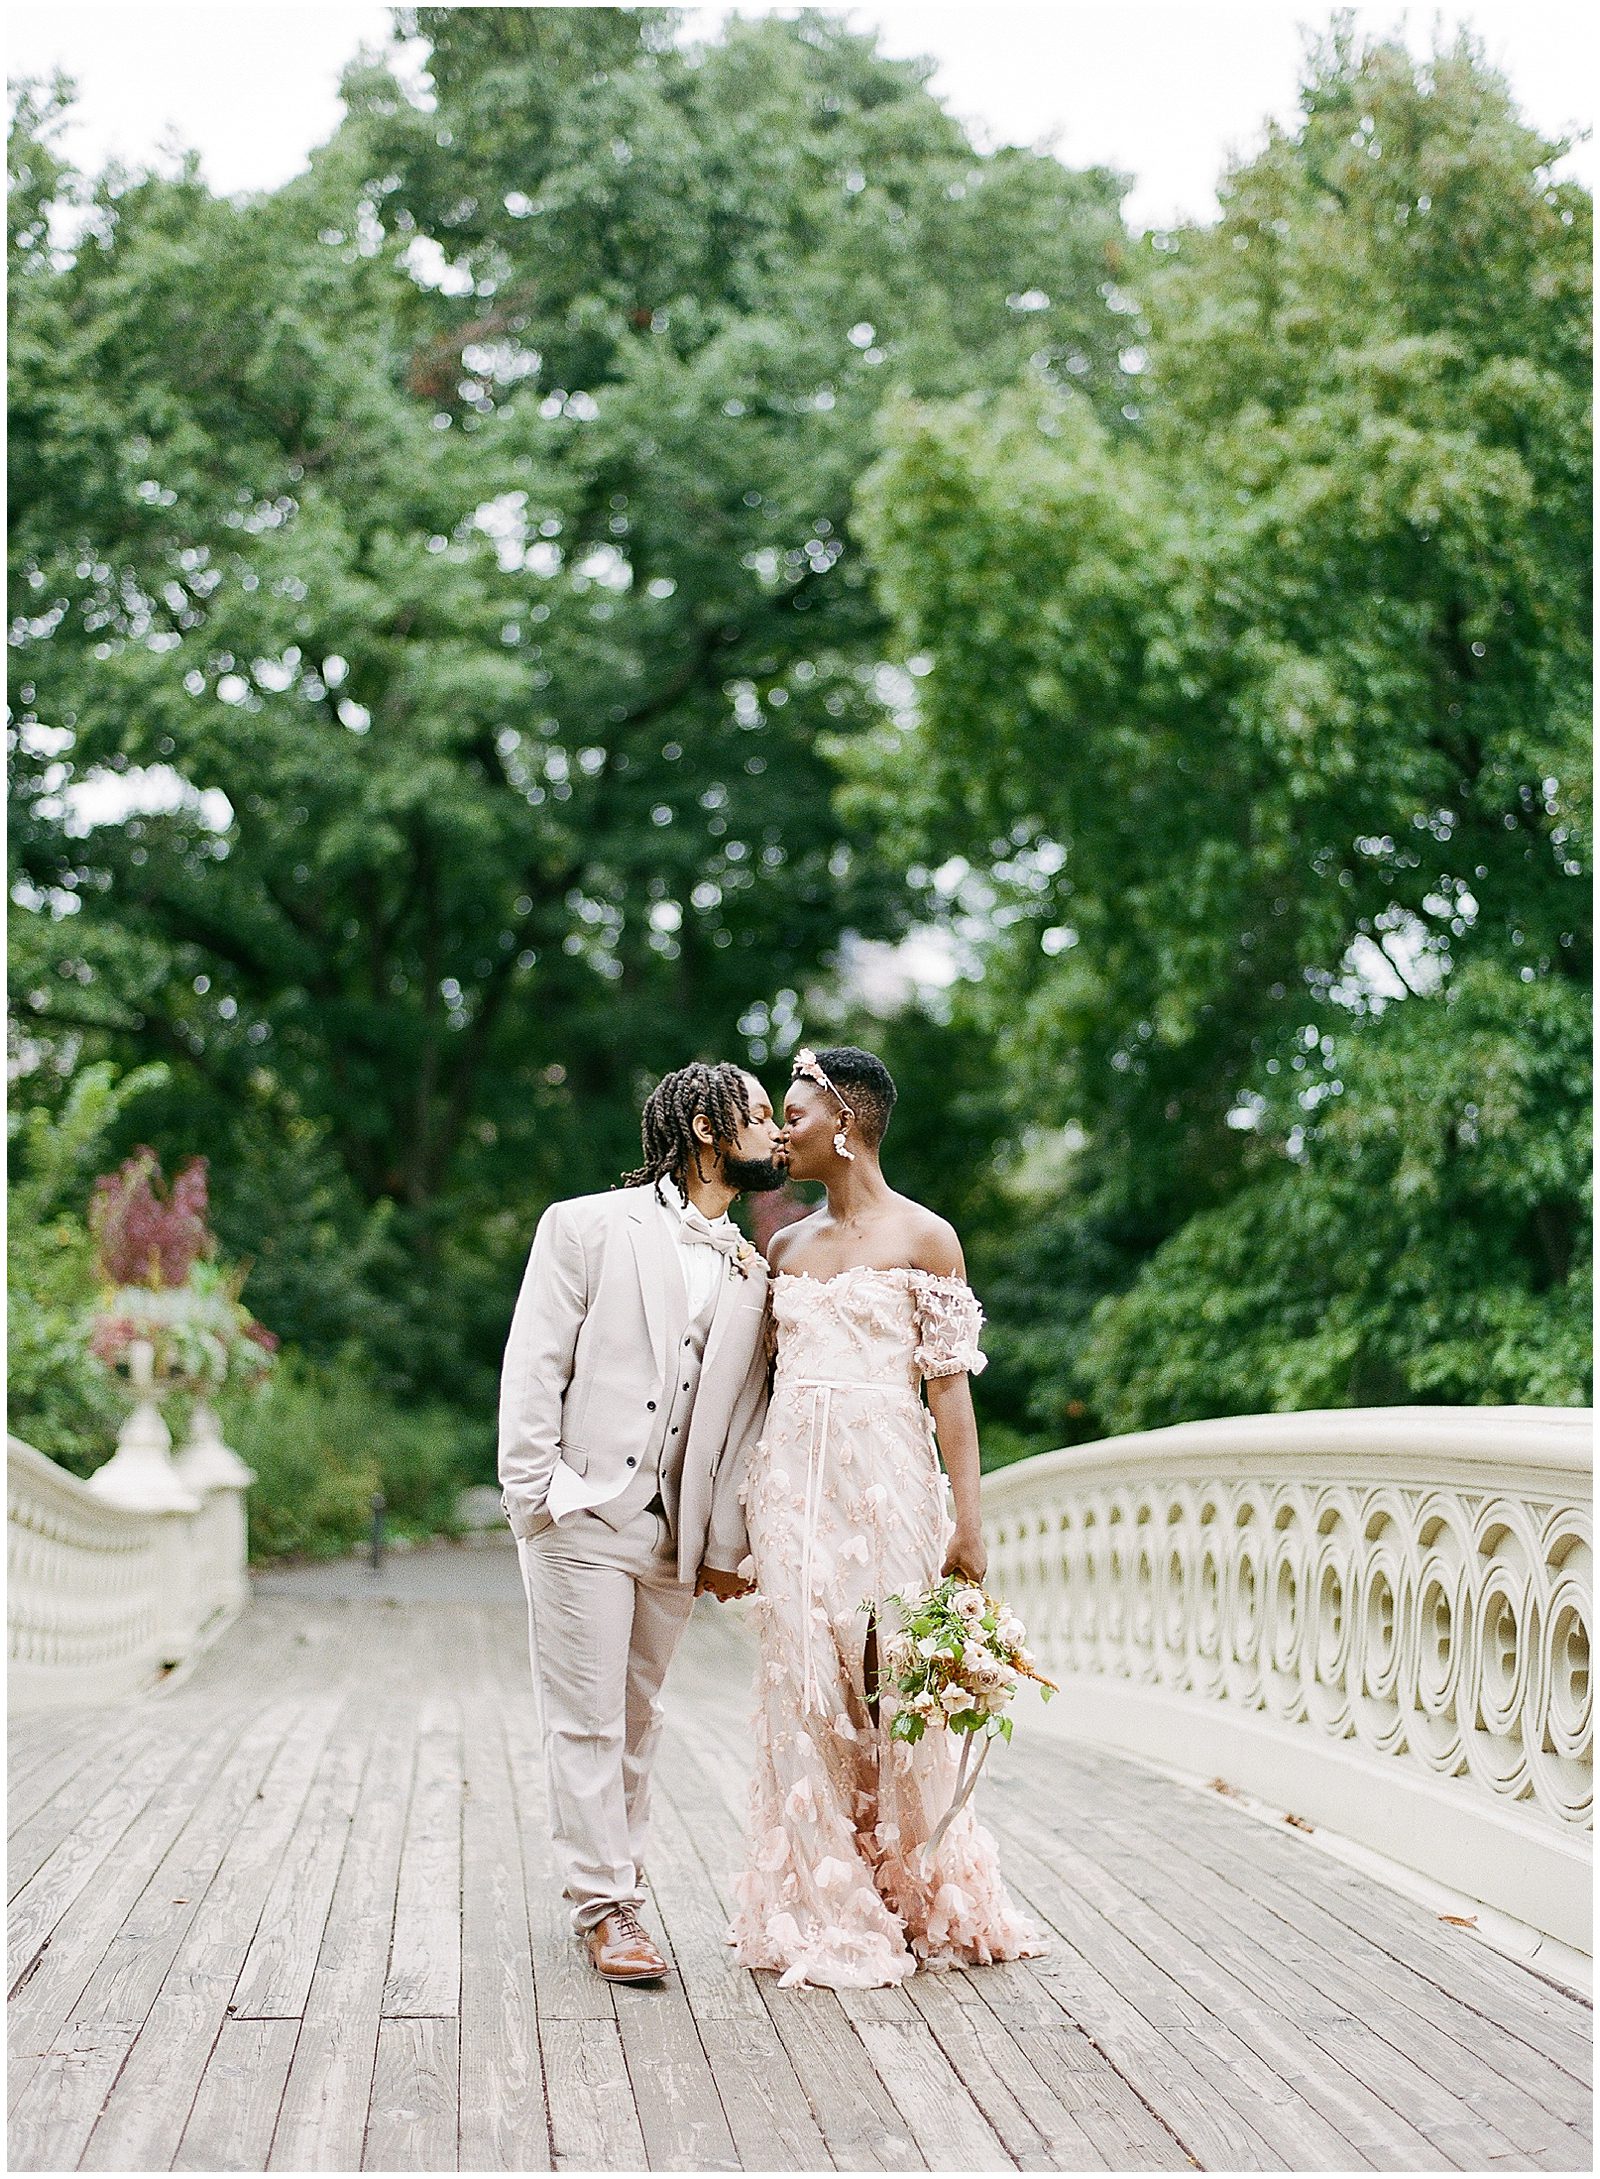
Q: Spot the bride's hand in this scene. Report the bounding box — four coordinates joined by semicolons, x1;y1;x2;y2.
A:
696;1564;754;1601
942;1529;987;1586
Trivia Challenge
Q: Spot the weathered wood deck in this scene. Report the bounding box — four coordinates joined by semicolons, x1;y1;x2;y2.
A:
8;1541;1593;2173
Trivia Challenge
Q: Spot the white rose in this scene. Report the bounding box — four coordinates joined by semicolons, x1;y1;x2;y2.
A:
940;1682;971;1714
952;1587;987;1621
981;1686;1011;1713
998;1612;1026;1646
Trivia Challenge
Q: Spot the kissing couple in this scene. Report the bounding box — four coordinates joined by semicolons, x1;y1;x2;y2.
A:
498;1048;1043;1989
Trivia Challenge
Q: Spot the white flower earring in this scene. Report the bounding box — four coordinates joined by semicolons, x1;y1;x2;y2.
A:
833;1118;855;1161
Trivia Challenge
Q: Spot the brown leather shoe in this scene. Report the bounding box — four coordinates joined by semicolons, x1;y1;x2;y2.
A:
584;1907;669;1983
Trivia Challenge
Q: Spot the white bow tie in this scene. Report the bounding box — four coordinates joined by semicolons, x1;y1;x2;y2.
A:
676;1204;740;1258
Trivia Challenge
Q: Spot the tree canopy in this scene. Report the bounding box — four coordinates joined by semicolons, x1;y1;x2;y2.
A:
9;13;1590;1451
852;24;1590;1431
9;8;1131;1397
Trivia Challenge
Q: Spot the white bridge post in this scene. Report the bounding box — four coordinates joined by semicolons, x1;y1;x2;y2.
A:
175;1401;256;1626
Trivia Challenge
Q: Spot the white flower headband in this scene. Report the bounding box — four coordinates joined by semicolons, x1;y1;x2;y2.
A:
791;1047;856;1161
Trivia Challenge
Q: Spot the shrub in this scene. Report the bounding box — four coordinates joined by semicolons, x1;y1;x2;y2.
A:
9;1065;482;1554
7;1258;126;1477
218;1356;481;1563
978;1421;1054;1475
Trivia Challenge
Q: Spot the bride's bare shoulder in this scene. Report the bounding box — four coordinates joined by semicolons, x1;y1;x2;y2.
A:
892;1196;965;1280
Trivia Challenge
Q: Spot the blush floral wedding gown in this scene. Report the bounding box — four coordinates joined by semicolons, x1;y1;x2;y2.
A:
728;1266;1044;1988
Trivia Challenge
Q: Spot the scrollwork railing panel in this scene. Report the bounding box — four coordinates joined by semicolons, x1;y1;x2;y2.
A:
982;1406;1592;1947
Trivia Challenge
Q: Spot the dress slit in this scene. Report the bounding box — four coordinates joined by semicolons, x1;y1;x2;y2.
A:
862;1608;881;1727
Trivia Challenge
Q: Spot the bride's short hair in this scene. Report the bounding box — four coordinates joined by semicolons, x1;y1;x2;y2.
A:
810;1045;897;1148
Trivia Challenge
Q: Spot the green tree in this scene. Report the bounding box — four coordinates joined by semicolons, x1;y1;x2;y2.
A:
1079;962;1590;1428
8;10;1131;1402
853;24;1591;1434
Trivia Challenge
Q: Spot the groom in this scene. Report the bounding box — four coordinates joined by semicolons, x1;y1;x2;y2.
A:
498;1060;786;1981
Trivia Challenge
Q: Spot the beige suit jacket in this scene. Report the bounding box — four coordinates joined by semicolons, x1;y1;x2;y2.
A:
497;1183;770;1580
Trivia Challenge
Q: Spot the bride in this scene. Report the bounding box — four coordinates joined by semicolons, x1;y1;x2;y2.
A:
728;1044;1044;1988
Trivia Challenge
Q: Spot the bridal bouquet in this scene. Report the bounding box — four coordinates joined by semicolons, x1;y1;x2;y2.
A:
877;1575;1057;1863
879;1575;1056;1747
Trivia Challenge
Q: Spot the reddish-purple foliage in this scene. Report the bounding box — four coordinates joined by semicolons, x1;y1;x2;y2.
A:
242;1320;280;1353
89;1148;213;1289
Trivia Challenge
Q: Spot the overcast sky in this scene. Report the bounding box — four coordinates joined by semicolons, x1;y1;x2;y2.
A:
7;0;1594;232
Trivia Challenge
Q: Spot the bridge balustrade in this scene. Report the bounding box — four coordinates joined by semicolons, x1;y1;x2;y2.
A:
10;1407;1592;1951
982;1404;1593;1952
6;1433;251;1708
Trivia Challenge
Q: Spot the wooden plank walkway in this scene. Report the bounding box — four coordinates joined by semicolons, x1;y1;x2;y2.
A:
8;1541;1593;2173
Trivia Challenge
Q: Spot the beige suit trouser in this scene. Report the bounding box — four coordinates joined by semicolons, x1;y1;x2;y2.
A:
517;1507;697;1932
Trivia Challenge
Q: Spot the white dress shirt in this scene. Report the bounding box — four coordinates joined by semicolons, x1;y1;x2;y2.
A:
657;1181;736;1319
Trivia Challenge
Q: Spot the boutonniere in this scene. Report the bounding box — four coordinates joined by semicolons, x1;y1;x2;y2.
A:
732;1238;761;1280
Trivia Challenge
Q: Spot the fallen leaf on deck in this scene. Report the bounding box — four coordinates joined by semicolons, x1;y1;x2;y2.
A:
1439;1913;1478;1928
1207;1777;1241;1797
1284;1813;1314;1831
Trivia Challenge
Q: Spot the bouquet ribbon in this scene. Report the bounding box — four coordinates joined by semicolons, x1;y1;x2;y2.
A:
921;1724;992;1871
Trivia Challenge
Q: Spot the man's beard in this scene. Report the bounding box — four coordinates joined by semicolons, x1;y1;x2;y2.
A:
722;1151;788;1194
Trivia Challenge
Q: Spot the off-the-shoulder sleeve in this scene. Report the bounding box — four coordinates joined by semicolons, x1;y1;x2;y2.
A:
912;1272;988;1379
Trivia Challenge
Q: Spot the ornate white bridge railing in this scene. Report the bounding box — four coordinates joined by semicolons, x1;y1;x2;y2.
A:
982;1405;1593;1952
7;1428;252;1709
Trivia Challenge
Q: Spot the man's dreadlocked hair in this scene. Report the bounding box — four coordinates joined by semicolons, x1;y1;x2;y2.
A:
618;1061;754;1192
